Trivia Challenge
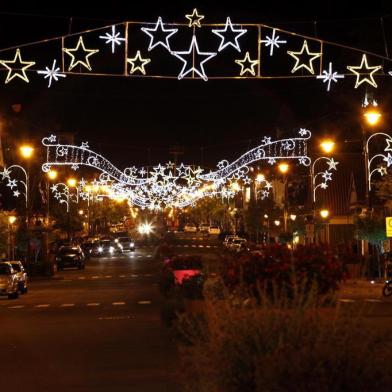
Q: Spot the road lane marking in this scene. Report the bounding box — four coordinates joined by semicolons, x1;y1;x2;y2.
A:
35;304;50;308
98;315;133;320
92;276;99;279
365;299;382;302
138;300;152;305
87;303;100;307
105;275;112;278
184;245;189;247
78;277;86;280
8;305;24;309
198;245;204;248
206;245;211;248
60;303;75;307
338;299;356;303
192;245;197;248
119;275;126;278
144;274;152;277
112;302;126;306
131;274;138;277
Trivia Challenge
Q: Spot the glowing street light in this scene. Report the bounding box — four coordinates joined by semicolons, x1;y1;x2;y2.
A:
364;108;381;126
67;178;77;187
19;144;34;159
320;209;329;219
47;170;58;180
138;222;153;235
320;139;335;154
8;215;17;225
278;163;289;174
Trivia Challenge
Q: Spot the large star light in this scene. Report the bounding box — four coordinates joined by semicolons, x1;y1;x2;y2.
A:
63;36;99;71
141;17;178;52
287;40;321;74
0;49;35;84
347;54;382;89
172;35;217;81
212;17;247;52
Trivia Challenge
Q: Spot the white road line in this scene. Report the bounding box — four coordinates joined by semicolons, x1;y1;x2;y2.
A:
92;276;99;279
78;277;86;280
365;298;382;302
206;245;211;248
138;300;152;305
112;302;126;306
105;275;112;278
8;305;25;309
60;303;75;307
86;303;100;307
131;274;138;277
338;299;356;303
146;255;152;257
184;245;189;247
35;304;50;308
198;245;204;248
119;275;126;278
192;245;197;248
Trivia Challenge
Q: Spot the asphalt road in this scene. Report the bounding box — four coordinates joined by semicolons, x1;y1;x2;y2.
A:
0;245;179;392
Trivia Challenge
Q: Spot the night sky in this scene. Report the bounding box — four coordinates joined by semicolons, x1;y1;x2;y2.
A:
0;1;391;169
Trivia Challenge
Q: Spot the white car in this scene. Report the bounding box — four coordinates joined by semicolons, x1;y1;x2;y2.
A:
224;235;239;247
0;262;19;299
184;224;197;233
208;226;221;235
9;261;28;294
229;238;248;252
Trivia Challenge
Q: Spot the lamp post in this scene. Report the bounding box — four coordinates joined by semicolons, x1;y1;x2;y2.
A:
319;209;330;244
46;170;58;226
278;163;289;232
19;144;34;227
8;215;16;260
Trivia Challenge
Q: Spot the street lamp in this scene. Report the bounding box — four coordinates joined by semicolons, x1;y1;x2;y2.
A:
46;170;58;226
319;209;330;244
320;139;335;154
8;215;16;259
278;163;289;232
19;145;34;159
19;144;34;226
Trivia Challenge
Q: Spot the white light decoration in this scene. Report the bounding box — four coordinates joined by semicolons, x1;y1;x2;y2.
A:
235;52;259;76
347;54;382;89
141;17;178;52
0;49;35;84
41;129;321;210
287;40;321;75
37;59;66;87
0;165;28;209
127;51;151;75
316;62;344;91
260;28;287;56
171;35;217;81
63;36;99;71
366;132;392;191
310;157;339;203
99;25;126;54
212;17;247;52
51;182;71;212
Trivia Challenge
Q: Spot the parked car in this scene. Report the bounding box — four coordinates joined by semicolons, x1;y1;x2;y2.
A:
8;261;28;294
184;223;197;233
116;237;135;252
229;238;248;252
208;226;221;235
199;223;210;233
0;262;19;299
223;235;239;248
56;245;85;270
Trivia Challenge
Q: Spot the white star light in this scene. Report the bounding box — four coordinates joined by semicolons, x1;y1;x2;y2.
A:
316;62;344;91
48;134;57;143
1;168;11;180
71;164;79;171
299;128;309;137
212;17;247;52
299;157;307;165
141;17;178;52
99;25;126;54
13;190;21;197
263;136;272;144
172;35;217;81
383;153;392;167
320;183;328;189
37;59;66;88
327;158;339;171
379;167;388;176
7;179;17;189
81;142;89;149
385;139;392;152
260;28;287;56
322;171;332;181
268;158;276;165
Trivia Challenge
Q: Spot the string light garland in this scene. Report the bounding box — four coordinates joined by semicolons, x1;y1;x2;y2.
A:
63;36;99;71
0;49;35;84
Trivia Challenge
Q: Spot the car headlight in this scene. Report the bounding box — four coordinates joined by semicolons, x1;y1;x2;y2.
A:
130;242;135;247
98;247;103;252
114;238;119;243
118;244;123;249
109;246;114;253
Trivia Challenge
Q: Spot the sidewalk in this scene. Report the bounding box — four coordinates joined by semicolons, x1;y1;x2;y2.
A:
338;278;385;299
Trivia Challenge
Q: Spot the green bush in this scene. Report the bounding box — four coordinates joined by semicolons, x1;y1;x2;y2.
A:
177;282;391;392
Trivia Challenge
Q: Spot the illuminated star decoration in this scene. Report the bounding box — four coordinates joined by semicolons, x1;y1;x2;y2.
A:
63;36;99;71
235;52;259;76
99;25;126;54
212;17;247;52
383;153;392;167
171;35;217;81
141;17;178;52
327;158;339;171
0;48;35;84
13;190;21;197
379;167;388;176
347;54;382;89
316;62;344;91
260;28;287;56
37;59;66;88
127;51;151;75
385;139;392;152
287;40;321;74
185;8;205;28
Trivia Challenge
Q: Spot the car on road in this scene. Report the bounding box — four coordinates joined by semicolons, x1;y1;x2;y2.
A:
56;245;85;270
228;238;248;252
116;237;135;252
0;262;19;299
223;235;239;248
8;261;28;294
208;226;221;235
184;223;197;233
91;240;118;257
199;223;210;233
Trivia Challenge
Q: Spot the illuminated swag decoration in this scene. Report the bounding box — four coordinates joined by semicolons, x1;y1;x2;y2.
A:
39;130;321;210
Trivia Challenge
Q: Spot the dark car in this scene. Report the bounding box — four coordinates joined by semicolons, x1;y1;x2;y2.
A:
56;246;85;270
116;237;135;252
91;240;117;257
81;241;96;258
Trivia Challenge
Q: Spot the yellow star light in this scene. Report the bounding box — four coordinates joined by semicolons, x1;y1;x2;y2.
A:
347;54;382;89
235;52;259;76
63;36;99;71
0;49;35;84
287;40;321;74
127;51;151;75
185;8;205;28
